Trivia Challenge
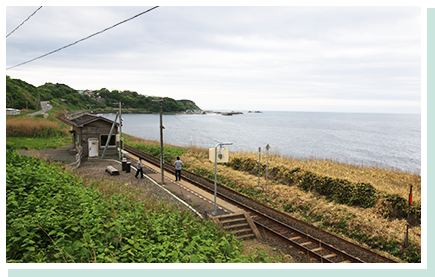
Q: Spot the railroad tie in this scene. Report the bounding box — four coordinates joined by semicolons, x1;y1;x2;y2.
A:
300;241;313;246
271;226;285;232
323;253;337;259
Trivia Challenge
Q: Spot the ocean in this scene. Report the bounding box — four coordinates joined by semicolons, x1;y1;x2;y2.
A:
100;111;421;174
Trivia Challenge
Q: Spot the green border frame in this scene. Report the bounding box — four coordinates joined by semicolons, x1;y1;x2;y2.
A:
426;7;434;274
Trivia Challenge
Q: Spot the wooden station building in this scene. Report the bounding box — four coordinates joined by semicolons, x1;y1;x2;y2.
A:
61;111;119;159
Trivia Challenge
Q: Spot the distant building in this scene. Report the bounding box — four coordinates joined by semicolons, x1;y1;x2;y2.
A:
6;108;20;115
77;90;94;97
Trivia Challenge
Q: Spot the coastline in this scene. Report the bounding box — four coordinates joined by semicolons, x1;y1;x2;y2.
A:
93;110;206;115
93;110;244;116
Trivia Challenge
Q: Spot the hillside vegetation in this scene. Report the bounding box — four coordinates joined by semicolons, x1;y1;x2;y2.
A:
6;76;201;113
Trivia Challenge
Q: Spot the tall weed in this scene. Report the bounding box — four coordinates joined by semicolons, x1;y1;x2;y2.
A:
6;116;69;138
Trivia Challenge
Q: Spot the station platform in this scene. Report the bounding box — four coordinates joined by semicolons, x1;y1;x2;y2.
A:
123;152;244;217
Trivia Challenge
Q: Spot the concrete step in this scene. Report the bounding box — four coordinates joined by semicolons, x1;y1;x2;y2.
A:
209;212;261;240
222;222;250;230
221;218;248;226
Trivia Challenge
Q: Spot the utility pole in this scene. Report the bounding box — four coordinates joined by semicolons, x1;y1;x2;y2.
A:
152;99;166;184
212;142;233;215
265;144;270;199
119;102;123;161
112;102;123;160
404;185;413;247
258;147;261;189
102;112;119;159
86;104;94;113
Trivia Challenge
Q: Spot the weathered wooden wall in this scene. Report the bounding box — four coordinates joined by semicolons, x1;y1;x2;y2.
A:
77;120;118;157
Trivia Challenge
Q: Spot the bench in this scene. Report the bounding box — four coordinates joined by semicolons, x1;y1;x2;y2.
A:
106;165;120;175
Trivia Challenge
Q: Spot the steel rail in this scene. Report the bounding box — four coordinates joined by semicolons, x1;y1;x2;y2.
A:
252;215;365;263
254;220;334;263
123;144;396;263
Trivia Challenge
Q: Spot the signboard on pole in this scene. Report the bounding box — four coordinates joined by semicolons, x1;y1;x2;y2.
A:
209;148;229;163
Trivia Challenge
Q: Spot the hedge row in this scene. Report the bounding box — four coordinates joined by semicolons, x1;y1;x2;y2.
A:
298;172;377;208
228;157;420;223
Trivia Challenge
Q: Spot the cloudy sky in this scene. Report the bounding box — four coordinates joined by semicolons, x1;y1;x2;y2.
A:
5;2;424;113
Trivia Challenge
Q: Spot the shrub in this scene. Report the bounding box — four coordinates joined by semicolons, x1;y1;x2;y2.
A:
377;193;420;225
228;155;403;211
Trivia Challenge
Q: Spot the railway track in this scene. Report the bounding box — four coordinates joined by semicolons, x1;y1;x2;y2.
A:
123;144;396;263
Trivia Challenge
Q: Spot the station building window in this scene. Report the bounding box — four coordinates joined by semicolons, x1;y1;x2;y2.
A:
100;134;116;147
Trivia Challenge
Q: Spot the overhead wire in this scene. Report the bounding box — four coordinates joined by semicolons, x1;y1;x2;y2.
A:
84;98;219;147
6;6;43;38
161;103;219;144
7;6;219;146
6;6;159;70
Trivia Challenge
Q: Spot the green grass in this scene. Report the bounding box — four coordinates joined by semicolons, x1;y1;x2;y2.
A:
6;136;71;150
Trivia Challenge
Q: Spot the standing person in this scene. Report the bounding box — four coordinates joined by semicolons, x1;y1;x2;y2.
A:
135;158;145;179
174;156;183;181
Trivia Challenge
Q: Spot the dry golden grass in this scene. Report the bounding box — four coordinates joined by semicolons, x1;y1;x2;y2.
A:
6;116;69;137
230;151;421;206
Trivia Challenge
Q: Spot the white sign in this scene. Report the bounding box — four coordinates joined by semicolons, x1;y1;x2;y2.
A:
209;148;229;163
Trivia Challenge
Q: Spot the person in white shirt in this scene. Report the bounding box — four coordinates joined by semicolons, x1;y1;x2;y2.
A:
174;156;183;181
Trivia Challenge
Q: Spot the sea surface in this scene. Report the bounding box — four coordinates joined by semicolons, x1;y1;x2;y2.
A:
101;111;421;174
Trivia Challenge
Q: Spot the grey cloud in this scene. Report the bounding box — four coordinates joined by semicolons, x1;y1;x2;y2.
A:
6;6;421;113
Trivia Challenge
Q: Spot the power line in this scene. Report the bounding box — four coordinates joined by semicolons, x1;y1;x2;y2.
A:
6;6;43;38
6;6;159;70
162;104;219;144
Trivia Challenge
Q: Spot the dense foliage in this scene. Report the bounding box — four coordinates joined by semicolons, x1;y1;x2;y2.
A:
6;76;201;113
6;76;40;110
39;82;96;110
228;156;420;223
6;150;253;263
94;88;198;113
